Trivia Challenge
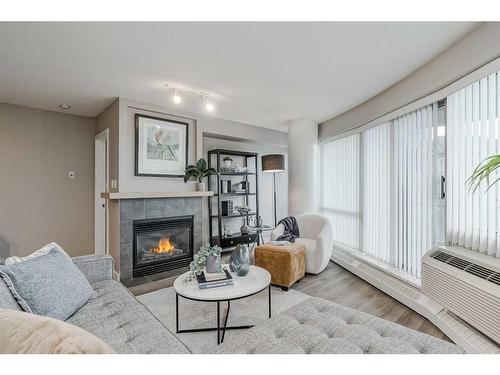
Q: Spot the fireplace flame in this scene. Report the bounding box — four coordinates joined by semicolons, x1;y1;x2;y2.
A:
150;237;175;254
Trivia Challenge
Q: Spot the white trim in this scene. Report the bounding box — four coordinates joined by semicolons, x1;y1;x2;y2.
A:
332;244;421;289
95;129;110;255
320;55;500;144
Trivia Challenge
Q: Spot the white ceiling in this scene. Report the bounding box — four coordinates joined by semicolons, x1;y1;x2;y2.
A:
0;22;478;131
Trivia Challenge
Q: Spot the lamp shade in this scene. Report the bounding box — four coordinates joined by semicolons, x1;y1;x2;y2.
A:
262;154;285;173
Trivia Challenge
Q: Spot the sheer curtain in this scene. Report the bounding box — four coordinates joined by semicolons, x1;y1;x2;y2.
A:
319;134;360;250
362;123;391;263
447;71;500;258
393;105;436;278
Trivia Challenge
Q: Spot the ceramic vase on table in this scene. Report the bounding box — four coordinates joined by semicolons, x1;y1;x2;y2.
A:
205;254;219;273
229;244;250;276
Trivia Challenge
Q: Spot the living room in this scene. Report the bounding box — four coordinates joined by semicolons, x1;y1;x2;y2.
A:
1;1;500;373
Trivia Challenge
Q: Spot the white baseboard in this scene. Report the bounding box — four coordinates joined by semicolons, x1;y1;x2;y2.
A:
331;249;500;354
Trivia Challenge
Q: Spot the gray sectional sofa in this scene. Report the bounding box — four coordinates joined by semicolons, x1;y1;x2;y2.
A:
0;254;464;354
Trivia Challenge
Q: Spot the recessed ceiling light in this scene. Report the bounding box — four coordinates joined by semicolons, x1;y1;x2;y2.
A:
58;105;72;110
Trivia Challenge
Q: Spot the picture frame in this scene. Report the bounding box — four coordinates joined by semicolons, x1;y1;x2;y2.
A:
135;114;189;177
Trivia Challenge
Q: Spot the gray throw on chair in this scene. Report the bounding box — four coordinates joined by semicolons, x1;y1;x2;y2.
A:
276;216;300;242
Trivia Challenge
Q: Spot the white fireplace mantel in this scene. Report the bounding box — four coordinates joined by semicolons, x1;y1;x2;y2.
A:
101;191;214;200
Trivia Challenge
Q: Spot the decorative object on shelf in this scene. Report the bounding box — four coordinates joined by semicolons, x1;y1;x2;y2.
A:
262;154;285;226
240;218;251;235
234;204;251;215
223;224;233;237
185;244;224;282
221;180;231;194
221;200;234;216
232;180;249;193
233;165;250;173
135;114;189;177
183;158;218;191
252;216;264;227
229;243;251;276
223;156;233;168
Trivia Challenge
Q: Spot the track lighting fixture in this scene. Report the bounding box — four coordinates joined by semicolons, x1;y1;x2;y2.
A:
166;84;216;112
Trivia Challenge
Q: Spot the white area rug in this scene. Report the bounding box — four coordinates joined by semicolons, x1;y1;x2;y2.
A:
137;285;309;353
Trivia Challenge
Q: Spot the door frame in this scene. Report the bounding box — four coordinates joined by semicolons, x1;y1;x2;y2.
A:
95;129;109;255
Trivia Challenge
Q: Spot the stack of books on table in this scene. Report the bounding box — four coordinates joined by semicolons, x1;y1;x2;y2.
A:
196;268;233;289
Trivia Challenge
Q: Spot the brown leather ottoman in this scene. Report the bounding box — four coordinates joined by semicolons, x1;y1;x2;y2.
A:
255;243;305;291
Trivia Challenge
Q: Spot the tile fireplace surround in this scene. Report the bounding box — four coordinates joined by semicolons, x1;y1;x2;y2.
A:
119;197;203;286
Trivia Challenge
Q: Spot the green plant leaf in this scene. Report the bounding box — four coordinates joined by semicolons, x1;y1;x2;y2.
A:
196;158;207;171
467;154;500;193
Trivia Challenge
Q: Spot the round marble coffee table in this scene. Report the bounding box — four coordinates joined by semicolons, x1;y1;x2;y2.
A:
173;265;271;345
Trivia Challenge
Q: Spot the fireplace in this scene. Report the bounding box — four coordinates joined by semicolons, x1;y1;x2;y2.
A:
132;215;194;278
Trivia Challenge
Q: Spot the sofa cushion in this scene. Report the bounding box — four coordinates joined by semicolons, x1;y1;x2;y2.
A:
67;279;190;354
0;308;114;354
213;297;464;354
5;242;69;265
0;279;20;310
0;249;94;320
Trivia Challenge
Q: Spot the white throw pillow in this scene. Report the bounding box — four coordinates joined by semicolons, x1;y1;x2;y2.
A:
5;242;69;265
0;308;114;354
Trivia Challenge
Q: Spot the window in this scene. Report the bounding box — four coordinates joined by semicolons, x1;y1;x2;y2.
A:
362;122;391;264
446;72;500;258
320;106;442;281
321;70;500;281
393;105;440;278
319;134;360;250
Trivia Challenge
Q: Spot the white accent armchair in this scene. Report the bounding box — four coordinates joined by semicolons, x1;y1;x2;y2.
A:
270;214;333;274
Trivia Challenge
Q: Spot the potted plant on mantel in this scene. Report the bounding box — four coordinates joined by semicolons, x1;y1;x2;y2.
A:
183;158;218;191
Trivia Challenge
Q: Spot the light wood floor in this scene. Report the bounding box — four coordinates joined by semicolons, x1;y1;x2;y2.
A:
130;260;450;342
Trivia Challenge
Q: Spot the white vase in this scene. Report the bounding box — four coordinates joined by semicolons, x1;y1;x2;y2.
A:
224;160;232;168
196;182;206;191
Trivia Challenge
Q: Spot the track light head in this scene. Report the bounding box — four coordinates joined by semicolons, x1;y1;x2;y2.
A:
173;89;182;104
201;93;214;112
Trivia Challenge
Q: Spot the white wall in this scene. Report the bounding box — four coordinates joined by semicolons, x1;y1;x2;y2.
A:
320;22;500;139
288;119;318;215
117;97;288;193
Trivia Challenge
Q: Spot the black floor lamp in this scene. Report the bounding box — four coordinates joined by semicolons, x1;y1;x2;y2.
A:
262;154;285;227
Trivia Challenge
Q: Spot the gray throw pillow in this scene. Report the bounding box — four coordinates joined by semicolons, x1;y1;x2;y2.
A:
0;249;94;320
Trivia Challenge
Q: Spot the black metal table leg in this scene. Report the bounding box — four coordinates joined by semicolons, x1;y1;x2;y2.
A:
175;292;179;333
216;301;220;345
221;300;230;343
268;284;272;318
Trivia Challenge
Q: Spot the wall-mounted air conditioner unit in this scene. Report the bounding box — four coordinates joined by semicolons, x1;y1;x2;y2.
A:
422;247;500;345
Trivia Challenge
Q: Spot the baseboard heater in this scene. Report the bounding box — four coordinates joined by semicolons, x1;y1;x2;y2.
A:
422;247;500;345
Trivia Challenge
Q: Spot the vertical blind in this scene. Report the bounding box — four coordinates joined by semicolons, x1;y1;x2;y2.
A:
319;134;360;250
393;105;435;278
447;72;500;258
362;123;391;263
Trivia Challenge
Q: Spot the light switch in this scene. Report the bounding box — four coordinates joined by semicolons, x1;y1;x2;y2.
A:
68;171;75;179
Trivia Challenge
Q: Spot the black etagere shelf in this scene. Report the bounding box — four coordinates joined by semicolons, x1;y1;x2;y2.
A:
208;149;259;250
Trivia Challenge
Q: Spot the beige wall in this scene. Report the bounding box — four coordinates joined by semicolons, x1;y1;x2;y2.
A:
320;22;500;139
0;103;95;258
